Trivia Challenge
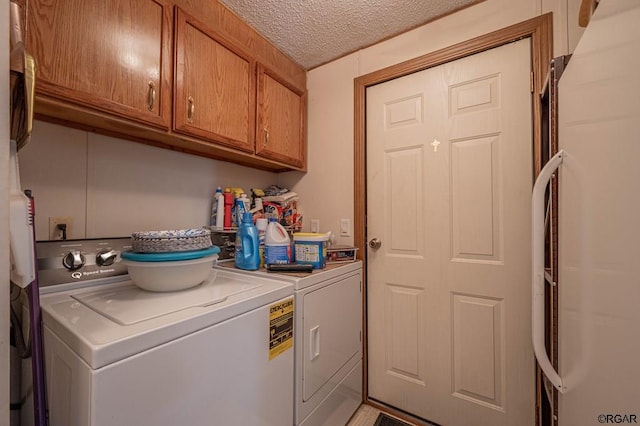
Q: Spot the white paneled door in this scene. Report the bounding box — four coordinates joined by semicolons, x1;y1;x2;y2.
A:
366;39;533;425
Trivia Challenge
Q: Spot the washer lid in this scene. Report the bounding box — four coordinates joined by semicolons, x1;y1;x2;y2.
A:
41;269;294;369
72;276;259;325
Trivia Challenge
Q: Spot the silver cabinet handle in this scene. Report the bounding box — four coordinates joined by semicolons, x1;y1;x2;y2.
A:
368;238;382;249
532;149;566;394
147;81;156;111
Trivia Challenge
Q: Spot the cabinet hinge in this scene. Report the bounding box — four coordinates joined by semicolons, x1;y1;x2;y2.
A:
360;331;362;342
530;71;535;93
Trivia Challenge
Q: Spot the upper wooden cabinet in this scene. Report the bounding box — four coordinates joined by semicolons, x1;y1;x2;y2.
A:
26;0;173;129
25;0;307;171
256;64;306;168
173;8;255;153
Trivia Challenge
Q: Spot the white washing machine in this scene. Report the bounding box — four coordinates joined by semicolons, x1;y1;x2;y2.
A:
35;238;295;426
217;260;363;426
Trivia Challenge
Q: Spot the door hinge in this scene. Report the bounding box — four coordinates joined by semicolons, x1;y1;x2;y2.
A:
530;71;535;93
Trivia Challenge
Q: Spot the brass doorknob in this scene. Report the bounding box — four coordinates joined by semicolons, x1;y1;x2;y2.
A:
368;238;382;249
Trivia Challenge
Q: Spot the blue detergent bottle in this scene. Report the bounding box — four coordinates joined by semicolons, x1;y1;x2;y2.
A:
235;212;260;270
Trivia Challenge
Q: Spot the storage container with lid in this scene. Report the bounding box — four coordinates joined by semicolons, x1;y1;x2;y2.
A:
293;232;330;269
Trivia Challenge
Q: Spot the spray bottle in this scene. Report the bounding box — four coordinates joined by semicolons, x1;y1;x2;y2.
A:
235;193;250;227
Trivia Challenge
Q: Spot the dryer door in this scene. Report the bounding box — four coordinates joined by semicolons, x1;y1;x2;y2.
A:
302;273;362;401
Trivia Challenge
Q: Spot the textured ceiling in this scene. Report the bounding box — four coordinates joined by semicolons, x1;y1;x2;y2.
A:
219;0;481;70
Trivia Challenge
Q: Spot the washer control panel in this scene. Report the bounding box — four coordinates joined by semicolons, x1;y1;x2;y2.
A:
36;238;132;288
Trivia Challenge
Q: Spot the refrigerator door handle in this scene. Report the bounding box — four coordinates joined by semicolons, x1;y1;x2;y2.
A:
532;149;567;394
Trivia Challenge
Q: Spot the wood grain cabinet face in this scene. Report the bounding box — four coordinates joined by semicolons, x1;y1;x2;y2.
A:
173;7;255;153
256;64;306;168
26;0;172;129
24;1;306;171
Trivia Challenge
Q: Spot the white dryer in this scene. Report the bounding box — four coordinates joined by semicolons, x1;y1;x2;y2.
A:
217;260;363;426
35;238;295;426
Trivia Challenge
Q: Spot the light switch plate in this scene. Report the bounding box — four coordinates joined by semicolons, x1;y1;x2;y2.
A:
311;219;320;233
340;218;351;237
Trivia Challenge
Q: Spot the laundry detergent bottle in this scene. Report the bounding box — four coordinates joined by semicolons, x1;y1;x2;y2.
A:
235;212;260;270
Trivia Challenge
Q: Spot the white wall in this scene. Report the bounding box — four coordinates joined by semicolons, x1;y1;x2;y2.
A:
280;0;584;247
1;1;10;424
18;121;278;239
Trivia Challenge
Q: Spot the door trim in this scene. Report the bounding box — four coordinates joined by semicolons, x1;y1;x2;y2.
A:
353;12;552;417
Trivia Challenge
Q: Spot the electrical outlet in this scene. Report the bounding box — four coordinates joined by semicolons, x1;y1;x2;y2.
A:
49;216;73;240
311;219;320;233
340;218;351;237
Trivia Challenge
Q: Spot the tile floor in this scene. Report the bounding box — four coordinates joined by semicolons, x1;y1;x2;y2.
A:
347;404;384;425
347;404;422;426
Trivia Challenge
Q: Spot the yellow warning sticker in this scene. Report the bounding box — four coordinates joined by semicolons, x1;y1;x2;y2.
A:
269;297;294;360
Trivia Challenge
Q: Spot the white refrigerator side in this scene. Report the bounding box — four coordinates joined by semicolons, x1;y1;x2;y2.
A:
558;0;640;424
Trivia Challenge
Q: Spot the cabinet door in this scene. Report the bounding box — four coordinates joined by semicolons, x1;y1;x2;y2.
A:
173;7;255;153
256;64;306;168
26;0;172;129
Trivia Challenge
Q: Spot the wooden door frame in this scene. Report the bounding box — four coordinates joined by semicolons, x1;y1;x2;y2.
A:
353;12;552;417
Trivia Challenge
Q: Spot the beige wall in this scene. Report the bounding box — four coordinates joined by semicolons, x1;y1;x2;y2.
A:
18;121;278;239
280;0;584;247
280;54;360;246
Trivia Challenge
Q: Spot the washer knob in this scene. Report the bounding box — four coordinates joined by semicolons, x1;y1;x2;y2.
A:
63;250;85;270
96;249;117;267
